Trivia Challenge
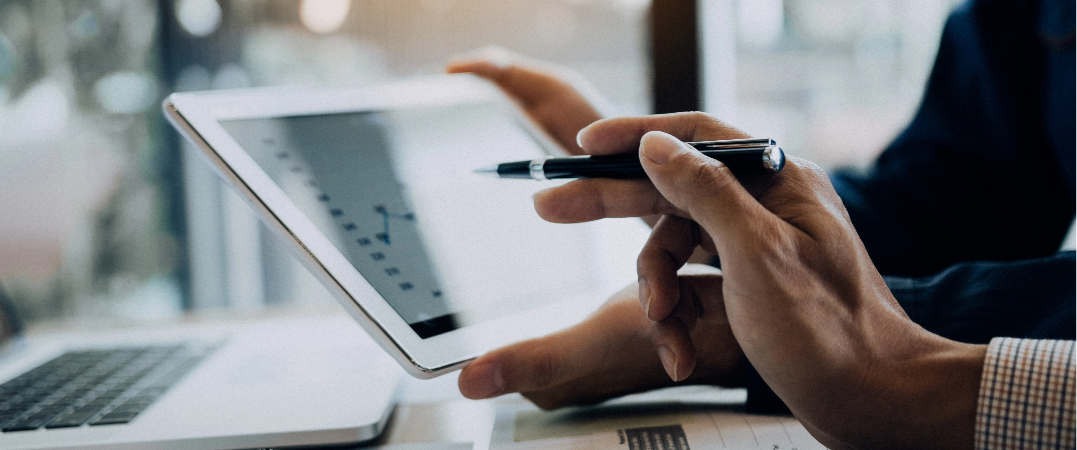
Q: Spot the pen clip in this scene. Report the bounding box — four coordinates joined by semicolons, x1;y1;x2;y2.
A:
691;138;776;150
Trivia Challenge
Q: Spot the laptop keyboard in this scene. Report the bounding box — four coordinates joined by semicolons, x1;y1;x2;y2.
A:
0;344;217;432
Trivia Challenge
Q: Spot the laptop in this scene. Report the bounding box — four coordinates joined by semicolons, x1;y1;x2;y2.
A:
0;280;402;450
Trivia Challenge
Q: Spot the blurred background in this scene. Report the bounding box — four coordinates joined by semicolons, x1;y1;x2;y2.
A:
0;0;961;327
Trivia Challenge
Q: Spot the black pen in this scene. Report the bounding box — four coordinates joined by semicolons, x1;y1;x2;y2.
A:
475;138;785;180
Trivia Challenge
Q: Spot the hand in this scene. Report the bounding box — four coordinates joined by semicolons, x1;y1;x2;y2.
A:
542;112;988;449
446;47;608;155
457;271;747;409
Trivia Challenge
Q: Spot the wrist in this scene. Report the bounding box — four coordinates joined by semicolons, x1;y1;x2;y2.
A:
887;339;987;449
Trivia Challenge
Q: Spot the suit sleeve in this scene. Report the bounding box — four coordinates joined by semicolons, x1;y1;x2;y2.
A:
830;0;1075;277
744;0;1076;414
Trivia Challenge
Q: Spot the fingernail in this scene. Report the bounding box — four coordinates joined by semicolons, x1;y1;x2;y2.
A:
638;278;652;318
641;131;688;165
658;346;678;381
575;127;587;149
465;361;504;398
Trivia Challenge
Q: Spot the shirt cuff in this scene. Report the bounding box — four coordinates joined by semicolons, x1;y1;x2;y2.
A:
975;338;1075;449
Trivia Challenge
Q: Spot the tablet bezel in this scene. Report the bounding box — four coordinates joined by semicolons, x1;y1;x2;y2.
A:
164;75;612;378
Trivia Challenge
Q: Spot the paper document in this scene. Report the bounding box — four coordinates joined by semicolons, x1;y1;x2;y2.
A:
487;386;825;450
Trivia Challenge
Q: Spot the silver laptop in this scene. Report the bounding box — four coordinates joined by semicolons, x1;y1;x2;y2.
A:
0;281;401;450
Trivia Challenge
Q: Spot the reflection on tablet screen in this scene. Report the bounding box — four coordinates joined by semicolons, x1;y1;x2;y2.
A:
220;102;595;339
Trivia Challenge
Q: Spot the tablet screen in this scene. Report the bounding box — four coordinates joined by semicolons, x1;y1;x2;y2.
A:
219;102;597;339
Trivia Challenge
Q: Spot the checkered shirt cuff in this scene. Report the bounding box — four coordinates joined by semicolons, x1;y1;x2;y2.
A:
975;338;1075;450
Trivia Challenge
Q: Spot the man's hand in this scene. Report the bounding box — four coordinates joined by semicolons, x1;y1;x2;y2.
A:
457;272;747;409
446;47;608;155
542;112;988;449
445;56;751;408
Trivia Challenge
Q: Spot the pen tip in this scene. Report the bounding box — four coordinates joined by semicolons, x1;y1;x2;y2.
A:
473;165;499;176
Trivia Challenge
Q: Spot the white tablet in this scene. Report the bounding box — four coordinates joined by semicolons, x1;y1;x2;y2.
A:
164;75;645;378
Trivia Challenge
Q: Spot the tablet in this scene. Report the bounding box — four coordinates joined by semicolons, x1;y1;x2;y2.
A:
164;75;646;378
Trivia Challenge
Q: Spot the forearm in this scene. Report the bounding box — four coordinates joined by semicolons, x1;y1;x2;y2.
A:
780;337;985;450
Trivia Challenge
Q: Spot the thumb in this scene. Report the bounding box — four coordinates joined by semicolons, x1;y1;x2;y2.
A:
638;131;771;247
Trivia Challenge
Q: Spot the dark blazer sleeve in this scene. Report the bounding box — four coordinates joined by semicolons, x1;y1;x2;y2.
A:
830;0;1075;278
887;251;1075;344
744;0;1076;414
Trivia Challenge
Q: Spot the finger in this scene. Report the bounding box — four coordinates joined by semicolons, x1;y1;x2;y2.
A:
446;47;579;112
458;335;581;400
576;112;751;156
637;215;701;320
533;178;683;223
653;319;694;382
458;293;648;400
446;53;559;107
638;131;777;256
458;330;590;400
447;48;602;155
650;273;725;382
445;58;510;82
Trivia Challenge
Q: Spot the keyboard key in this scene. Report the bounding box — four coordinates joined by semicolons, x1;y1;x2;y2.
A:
2;422;42;432
0;344;214;434
45;415;93;429
3;411;58;432
121;396;157;408
107;403;149;415
45;411;97;429
45;404;105;429
90;411;140;426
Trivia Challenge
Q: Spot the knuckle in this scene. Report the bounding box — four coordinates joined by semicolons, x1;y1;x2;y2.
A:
685;111;713;128
681;112;708;139
649;191;677;216
683;157;736;196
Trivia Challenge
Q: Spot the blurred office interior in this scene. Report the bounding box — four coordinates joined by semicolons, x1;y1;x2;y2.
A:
0;0;960;326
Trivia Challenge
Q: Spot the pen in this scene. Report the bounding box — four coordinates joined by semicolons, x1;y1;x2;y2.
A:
475;138;785;180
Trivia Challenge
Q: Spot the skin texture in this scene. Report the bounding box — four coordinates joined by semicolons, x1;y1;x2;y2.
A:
446;47;603;155
447;49;747;409
449;53;987;448
549;116;987;449
457;277;746;409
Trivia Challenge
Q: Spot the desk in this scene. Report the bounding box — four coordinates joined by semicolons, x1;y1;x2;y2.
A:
23;311;819;450
373;372;498;447
359;373;826;450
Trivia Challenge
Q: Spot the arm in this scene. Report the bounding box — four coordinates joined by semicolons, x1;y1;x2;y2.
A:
761;0;1077;418
831;0;1075;277
545;112;994;448
886;252;1076;344
458;272;748;409
450;54;744;408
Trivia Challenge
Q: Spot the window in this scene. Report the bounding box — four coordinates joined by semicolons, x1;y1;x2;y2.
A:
0;0;655;323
